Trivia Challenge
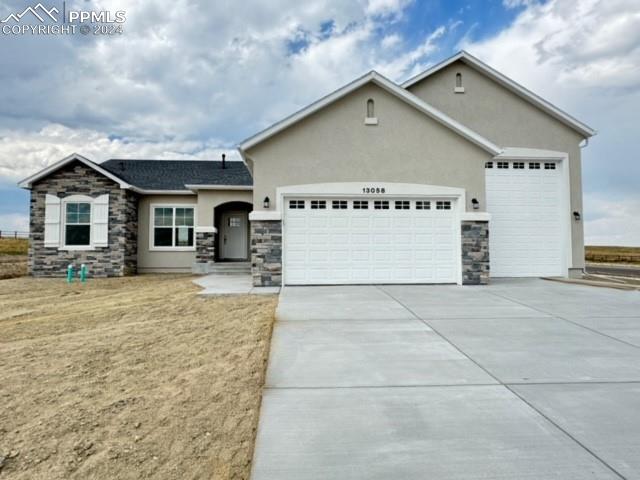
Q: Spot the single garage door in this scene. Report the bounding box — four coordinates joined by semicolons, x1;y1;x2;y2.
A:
485;160;564;277
283;198;457;285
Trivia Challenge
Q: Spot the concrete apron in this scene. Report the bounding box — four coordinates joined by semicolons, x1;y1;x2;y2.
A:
251;281;640;480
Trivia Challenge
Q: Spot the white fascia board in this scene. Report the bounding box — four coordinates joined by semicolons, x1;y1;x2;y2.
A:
249;211;282;221
402;51;596;138
239;70;501;156
495;147;567;161
130;187;195;195
185;184;253;192
18;153;131;190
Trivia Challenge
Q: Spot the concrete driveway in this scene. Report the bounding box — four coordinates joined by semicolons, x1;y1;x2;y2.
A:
251;279;640;479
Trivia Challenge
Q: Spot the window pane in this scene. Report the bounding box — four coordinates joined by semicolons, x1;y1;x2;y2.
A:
78;213;91;224
154;227;173;247
154;207;173;226
175;208;194;226
175;227;194;247
78;203;91;215
66;225;90;245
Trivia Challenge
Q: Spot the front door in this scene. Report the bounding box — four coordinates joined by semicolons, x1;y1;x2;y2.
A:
220;211;248;260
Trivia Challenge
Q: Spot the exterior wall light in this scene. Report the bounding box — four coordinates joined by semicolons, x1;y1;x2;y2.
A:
573;211;581;221
471;198;479;210
263;196;270;209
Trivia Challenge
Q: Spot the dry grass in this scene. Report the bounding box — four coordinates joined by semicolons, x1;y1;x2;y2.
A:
0;238;29;255
585;246;640;264
0;275;277;480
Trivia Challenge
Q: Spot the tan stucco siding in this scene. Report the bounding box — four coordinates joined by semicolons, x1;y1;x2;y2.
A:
196;190;253;227
246;83;492;213
138;195;197;272
408;61;586;268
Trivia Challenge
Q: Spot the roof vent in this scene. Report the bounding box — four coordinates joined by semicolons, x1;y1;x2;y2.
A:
222;153;226;169
119;161;125;171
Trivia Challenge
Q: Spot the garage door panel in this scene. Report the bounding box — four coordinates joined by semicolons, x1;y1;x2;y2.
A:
284;196;457;285
487;162;564;277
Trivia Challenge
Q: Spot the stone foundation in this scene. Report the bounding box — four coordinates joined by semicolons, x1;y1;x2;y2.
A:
193;230;216;274
461;220;489;285
251;220;282;287
29;161;138;277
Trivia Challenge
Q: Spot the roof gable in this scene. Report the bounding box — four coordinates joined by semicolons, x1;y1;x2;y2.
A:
18;153;131;190
402;51;595;138
239;71;502;155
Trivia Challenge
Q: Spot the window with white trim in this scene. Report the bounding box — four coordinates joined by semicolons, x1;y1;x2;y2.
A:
289;200;305;209
395;200;410;210
311;200;326;209
332;200;347;209
436;201;451;210
353;200;368;209
513;162;525;169
65;202;91;246
529;162;540;169
374;200;389;210
497;162;509;169
544;162;556;170
153;206;194;248
416;201;431;210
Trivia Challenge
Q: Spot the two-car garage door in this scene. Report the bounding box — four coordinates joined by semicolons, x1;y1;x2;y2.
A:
283;198;457;285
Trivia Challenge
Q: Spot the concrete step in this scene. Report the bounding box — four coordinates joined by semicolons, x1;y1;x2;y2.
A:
207;262;251;275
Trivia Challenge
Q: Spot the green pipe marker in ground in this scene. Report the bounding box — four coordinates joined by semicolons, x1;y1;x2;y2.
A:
67;264;74;283
80;264;88;283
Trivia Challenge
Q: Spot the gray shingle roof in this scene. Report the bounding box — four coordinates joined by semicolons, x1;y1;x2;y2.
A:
100;159;253;191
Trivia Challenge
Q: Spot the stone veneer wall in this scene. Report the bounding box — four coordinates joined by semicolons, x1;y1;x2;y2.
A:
250;220;282;287
195;231;216;262
29;161;138;277
461;220;490;285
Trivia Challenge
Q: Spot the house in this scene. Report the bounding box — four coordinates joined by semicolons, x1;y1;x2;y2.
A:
19;51;595;286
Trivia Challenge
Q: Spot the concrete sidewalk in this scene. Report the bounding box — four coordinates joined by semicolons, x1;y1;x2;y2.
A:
193;274;280;295
251;280;640;479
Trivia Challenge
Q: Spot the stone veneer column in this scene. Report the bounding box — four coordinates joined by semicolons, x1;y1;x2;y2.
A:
461;220;490;285
193;229;216;274
250;219;282;287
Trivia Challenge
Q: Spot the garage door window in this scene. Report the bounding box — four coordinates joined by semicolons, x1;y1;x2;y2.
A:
395;200;410;210
289;200;305;209
513;162;525;169
497;162;509;169
485;162;493;169
416;201;431;210
311;200;326;209
544;163;556;170
436;201;452;210
332;200;347;209
353;200;369;209
374;200;389;210
529;162;540;169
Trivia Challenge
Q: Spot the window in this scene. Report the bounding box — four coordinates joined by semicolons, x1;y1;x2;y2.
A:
456;73;462;88
366;99;375;118
513;162;525;169
416;201;431;210
311;200;326;209
153;206;194;248
529;162;540;169
229;217;241;227
485;162;493;169
65;202;91;246
289;200;305;209
395;200;410;210
544;162;556;170
436;201;452;210
353;200;368;209
332;200;347;209
374;200;389;210
497;162;509;169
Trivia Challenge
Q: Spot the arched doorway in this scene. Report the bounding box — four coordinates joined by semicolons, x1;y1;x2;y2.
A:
214;201;252;261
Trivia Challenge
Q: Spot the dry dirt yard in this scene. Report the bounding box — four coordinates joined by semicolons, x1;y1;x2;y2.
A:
0;275;277;479
0;238;28;280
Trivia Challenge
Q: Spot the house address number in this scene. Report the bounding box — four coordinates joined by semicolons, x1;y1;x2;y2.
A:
362;187;386;194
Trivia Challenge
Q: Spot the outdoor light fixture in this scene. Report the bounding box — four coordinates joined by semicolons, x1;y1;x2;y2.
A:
471;198;479;210
573;211;581;221
263;196;270;209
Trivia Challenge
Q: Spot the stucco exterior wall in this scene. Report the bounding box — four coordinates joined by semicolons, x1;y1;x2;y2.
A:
245;83;492;213
196;190;253;227
407;61;587;268
137;194;197;272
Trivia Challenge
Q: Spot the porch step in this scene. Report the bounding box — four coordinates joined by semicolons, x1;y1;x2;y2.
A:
206;262;251;275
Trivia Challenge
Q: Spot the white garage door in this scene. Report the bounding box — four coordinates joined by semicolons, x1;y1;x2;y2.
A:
283;198;457;285
486;160;564;277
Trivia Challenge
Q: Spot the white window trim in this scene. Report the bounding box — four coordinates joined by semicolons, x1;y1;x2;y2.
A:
149;204;197;252
61;195;95;251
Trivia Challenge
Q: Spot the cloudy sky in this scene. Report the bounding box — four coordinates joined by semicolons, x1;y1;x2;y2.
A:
0;0;638;245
